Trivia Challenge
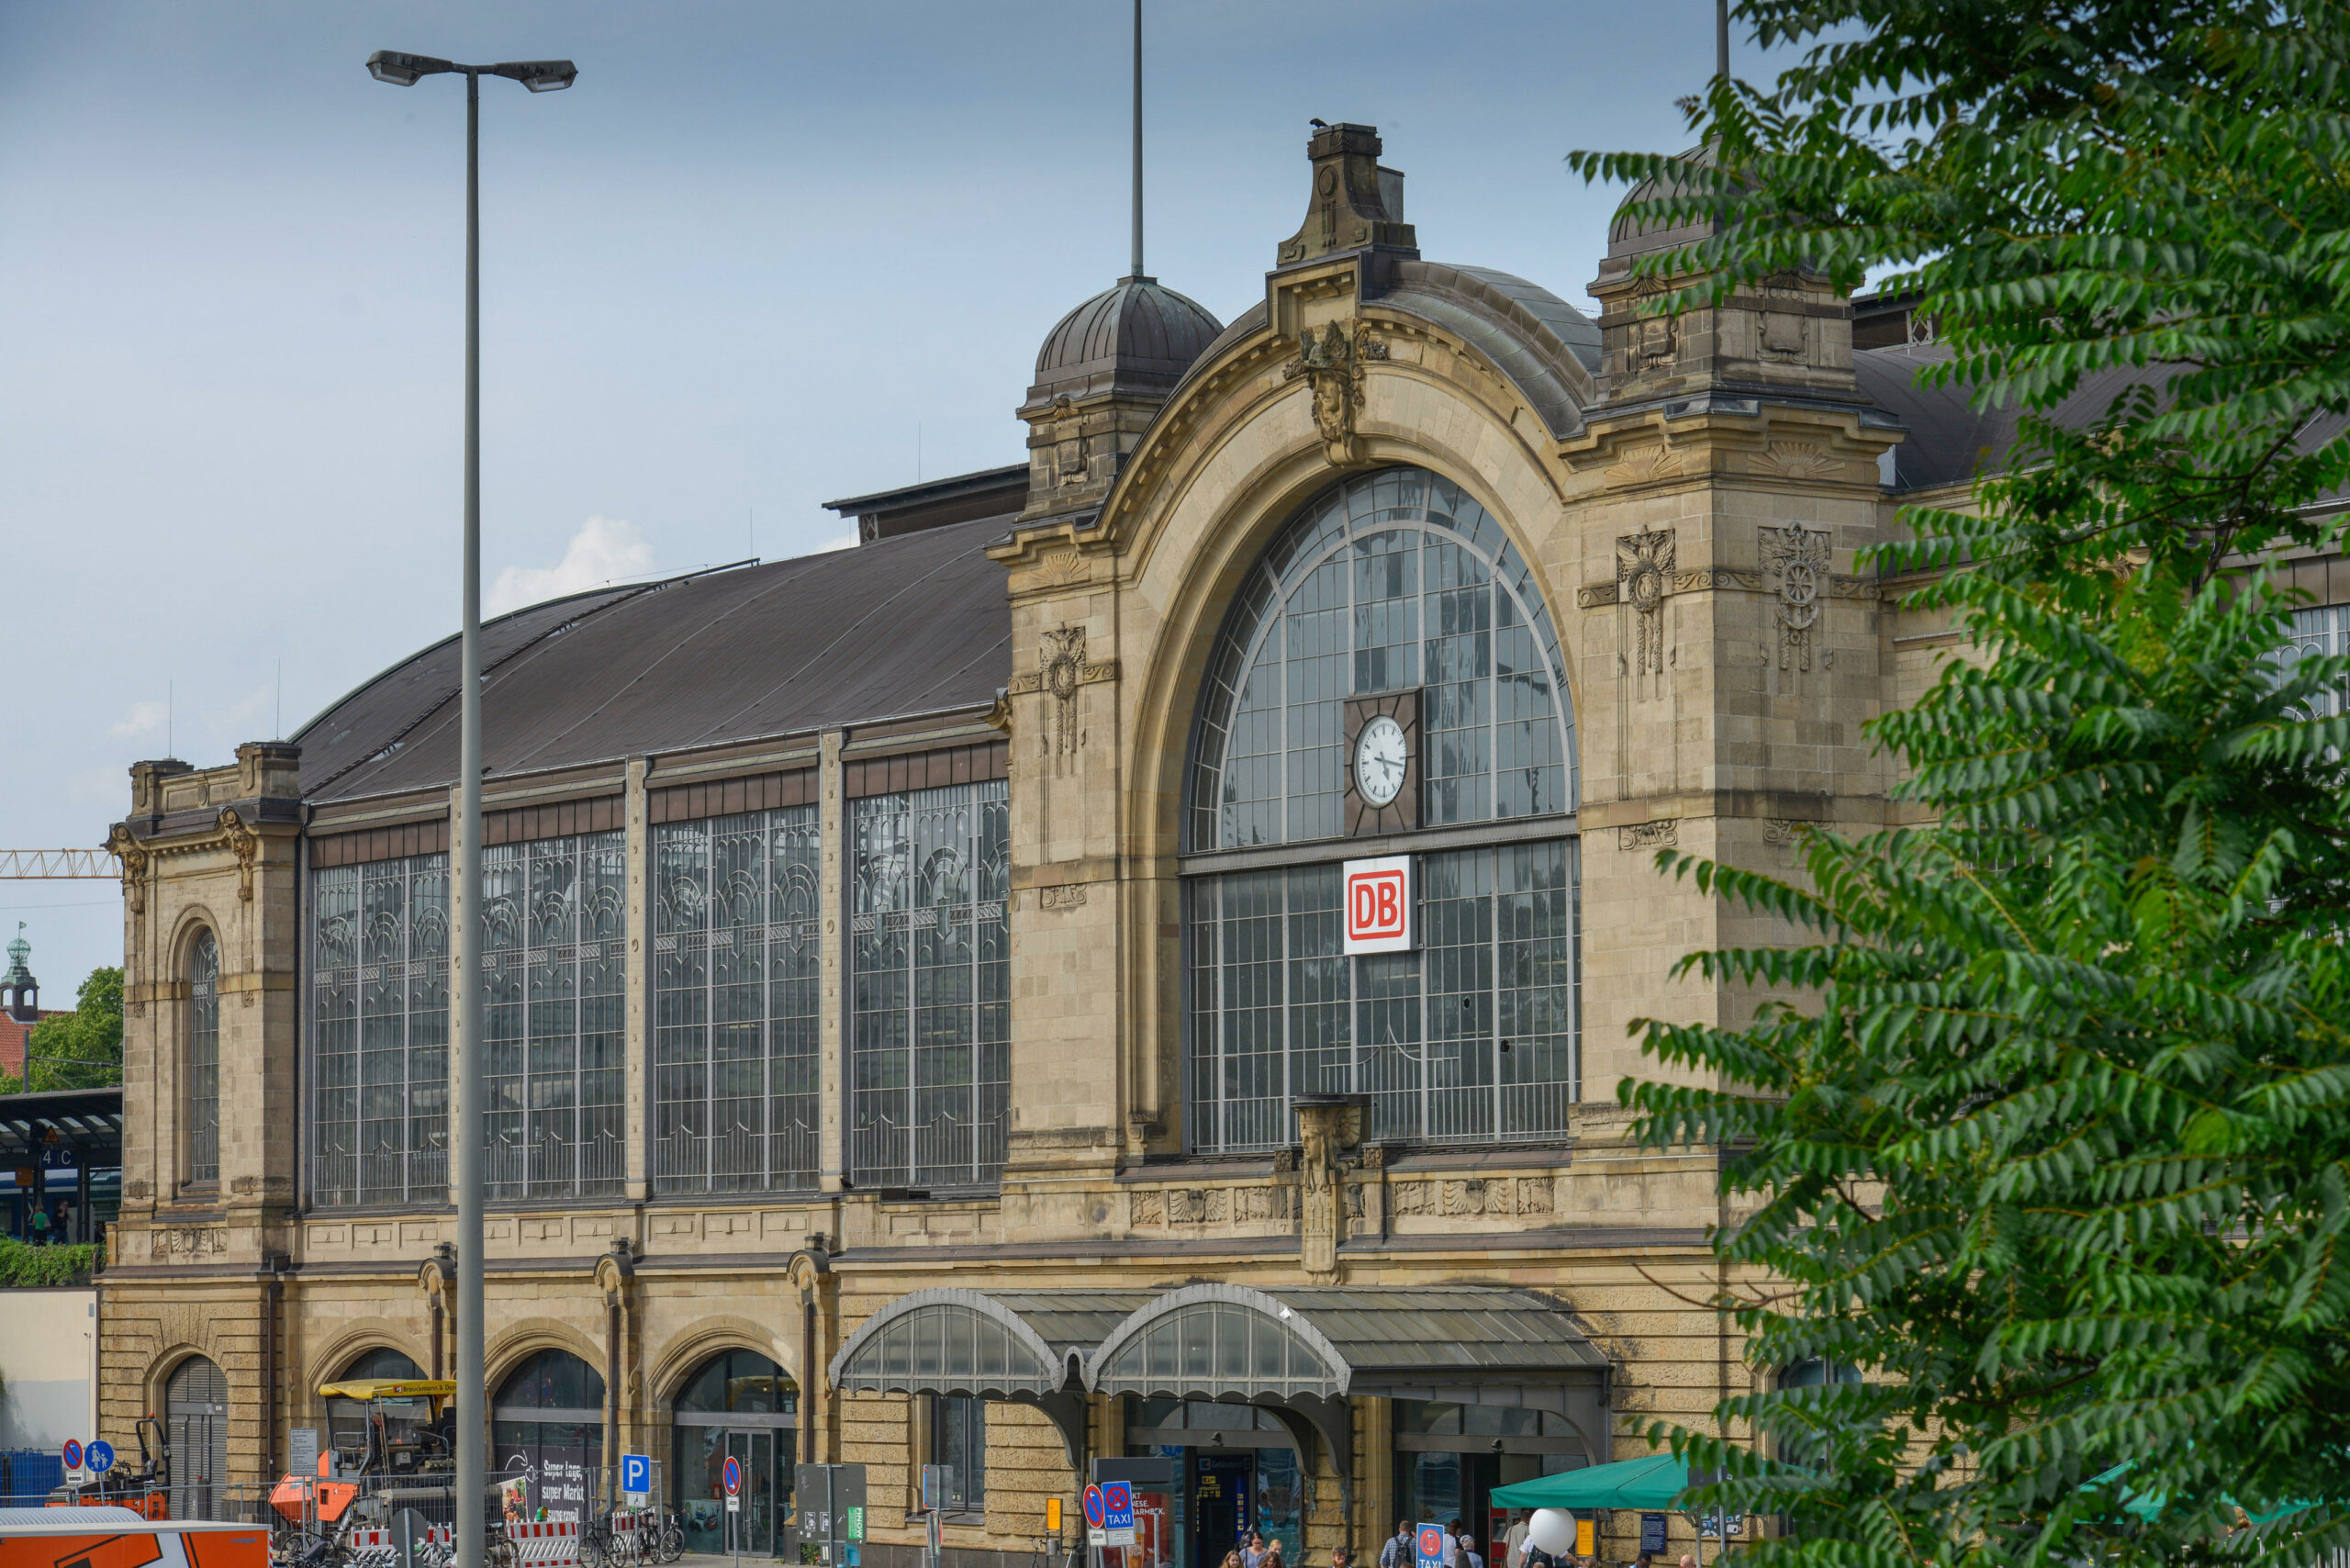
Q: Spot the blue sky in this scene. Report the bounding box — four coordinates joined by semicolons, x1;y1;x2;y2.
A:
1;0;1748;991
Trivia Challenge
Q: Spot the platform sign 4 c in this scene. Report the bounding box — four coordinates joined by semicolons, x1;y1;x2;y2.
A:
1343;857;1414;955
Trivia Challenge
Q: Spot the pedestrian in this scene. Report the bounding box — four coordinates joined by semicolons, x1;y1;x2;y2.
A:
1266;1538;1286;1568
1382;1522;1415;1568
1680;1556;1697;1568
28;1204;48;1246
1460;1534;1485;1568
1245;1532;1270;1568
1446;1520;1468;1568
1330;1551;1352;1568
1505;1518;1530;1568
1222;1551;1244;1568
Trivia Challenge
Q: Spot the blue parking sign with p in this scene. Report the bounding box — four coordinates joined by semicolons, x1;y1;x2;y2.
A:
622;1454;650;1499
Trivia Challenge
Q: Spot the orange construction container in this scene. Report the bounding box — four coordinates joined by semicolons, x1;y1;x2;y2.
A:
0;1506;269;1568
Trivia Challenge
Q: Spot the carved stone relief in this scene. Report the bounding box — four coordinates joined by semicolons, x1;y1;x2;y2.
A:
1038;884;1088;912
1629;276;1677;369
1759;524;1832;672
218;808;259;902
1615;528;1675;679
1004;624;1118;764
106;825;150;915
1282;320;1388;465
1617;820;1680;852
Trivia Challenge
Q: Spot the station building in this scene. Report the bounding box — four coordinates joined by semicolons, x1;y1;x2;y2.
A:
96;121;2283;1563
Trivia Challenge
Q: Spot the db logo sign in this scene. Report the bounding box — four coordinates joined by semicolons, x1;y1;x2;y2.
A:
1343;856;1415;954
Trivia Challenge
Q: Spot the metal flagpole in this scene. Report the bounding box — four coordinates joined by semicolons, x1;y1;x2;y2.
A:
454;62;487;1568
1131;0;1143;277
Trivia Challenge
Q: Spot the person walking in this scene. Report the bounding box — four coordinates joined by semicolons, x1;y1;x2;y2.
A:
1382;1523;1415;1568
1460;1534;1485;1568
1245;1532;1270;1568
28;1204;49;1246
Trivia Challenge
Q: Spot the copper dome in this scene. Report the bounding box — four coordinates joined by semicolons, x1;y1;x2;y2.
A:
1023;274;1223;412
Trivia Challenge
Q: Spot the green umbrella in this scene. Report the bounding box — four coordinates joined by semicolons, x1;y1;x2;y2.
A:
1491;1455;1693;1512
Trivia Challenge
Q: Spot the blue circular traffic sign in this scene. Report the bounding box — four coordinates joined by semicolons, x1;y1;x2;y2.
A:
86;1441;115;1474
722;1456;743;1496
1083;1485;1106;1529
61;1439;82;1470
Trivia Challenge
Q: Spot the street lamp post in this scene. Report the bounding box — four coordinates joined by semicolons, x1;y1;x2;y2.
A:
365;49;576;1568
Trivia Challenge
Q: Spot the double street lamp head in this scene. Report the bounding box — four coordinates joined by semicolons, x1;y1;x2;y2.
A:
365;50;577;91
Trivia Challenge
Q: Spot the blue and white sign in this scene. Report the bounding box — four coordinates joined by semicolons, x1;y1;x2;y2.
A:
1101;1484;1133;1531
86;1441;115;1474
621;1454;650;1503
1416;1525;1446;1568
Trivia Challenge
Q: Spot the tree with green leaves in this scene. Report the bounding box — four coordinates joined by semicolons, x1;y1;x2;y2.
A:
1571;2;2350;1564
6;967;124;1092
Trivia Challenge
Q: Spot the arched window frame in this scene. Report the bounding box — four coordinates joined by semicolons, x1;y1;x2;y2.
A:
185;926;221;1186
1178;467;1583;1155
1185;466;1577;853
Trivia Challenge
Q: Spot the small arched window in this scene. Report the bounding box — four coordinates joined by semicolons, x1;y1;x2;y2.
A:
187;929;220;1184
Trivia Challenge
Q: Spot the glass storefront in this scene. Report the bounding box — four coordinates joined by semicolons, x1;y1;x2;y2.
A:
1125;1398;1304;1568
673;1350;796;1557
493;1350;606;1524
1393;1401;1590;1563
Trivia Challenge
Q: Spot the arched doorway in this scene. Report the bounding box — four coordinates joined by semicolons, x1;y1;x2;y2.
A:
325;1348;429;1465
166;1356;229;1520
672;1350;795;1558
493;1350;605;1524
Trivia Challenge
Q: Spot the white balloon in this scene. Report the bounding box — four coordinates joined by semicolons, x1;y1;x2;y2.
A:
1526;1510;1576;1556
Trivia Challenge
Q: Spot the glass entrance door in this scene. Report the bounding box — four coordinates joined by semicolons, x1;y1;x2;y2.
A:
727;1430;776;1556
681;1428;781;1556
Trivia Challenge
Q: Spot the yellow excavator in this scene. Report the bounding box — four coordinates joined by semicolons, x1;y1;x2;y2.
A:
270;1378;458;1530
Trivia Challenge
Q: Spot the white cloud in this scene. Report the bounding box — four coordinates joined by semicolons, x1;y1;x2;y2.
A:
816;526;859;554
487;517;654;617
111;700;166;737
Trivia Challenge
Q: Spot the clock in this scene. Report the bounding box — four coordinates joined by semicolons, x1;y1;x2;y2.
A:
1355;716;1407;807
1344;691;1420;835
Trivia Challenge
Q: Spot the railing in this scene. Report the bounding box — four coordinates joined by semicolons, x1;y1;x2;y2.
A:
0;1449;64;1507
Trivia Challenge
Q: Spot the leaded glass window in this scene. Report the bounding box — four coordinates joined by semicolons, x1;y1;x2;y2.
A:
310;853;449;1207
1185;841;1580;1153
186;928;220;1184
1188;467;1576;851
848;780;1010;1188
653;807;822;1193
481;832;627;1200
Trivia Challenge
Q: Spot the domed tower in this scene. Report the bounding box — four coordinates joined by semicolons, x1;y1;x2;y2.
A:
1587;144;1863;408
1015;1;1222;525
1017;276;1221;524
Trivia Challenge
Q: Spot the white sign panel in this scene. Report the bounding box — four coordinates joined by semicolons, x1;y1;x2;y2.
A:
1342;856;1415;955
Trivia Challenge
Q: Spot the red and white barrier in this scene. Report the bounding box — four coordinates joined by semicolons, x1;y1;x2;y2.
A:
505;1519;583;1568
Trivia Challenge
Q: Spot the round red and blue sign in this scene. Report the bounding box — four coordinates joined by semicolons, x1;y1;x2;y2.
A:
1083;1484;1107;1529
722;1455;743;1496
61;1439;82;1470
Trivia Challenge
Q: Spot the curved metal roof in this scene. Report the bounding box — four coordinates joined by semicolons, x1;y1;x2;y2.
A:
829;1287;1155;1399
295;514;1014;805
1024;275;1225;411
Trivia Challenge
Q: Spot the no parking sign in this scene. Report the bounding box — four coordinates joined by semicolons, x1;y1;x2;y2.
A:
1416;1524;1446;1568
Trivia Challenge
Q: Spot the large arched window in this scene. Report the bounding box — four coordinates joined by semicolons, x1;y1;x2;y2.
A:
1188;467;1575;851
1182;468;1581;1153
186;930;220;1184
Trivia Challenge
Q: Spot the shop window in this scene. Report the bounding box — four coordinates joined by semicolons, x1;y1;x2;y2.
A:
929;1395;986;1514
493;1350;606;1524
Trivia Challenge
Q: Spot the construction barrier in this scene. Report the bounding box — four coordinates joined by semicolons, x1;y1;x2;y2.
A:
505;1519;583;1568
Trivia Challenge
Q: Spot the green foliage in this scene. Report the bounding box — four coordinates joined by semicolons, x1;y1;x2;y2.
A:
4;966;124;1092
1565;3;2350;1565
0;1237;101;1287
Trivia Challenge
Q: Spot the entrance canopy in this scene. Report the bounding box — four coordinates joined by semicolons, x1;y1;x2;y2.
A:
830;1288;1155;1400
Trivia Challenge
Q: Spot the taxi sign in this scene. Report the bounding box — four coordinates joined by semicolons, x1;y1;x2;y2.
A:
722;1455;743;1496
1416;1524;1446;1568
1101;1484;1133;1530
62;1439;83;1470
88;1440;116;1474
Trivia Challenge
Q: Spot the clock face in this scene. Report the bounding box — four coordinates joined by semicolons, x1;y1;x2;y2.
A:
1354;714;1408;808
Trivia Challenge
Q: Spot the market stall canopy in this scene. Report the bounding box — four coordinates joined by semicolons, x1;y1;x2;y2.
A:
1494;1453;1691;1511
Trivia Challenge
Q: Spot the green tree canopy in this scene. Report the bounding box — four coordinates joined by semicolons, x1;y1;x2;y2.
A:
6;966;124;1092
1570;3;2350;1565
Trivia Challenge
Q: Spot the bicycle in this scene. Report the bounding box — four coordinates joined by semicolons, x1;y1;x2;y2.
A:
653;1512;685;1564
